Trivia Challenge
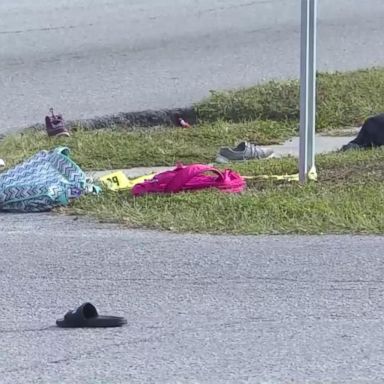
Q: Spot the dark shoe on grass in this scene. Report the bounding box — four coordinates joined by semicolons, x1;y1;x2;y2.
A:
340;142;362;151
45;108;70;137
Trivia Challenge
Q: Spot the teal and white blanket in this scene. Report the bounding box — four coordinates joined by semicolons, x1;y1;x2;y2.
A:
0;147;99;212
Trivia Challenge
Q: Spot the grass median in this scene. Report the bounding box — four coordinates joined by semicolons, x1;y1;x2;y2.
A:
0;120;295;170
1;67;384;234
2;67;384;170
68;148;384;234
196;67;384;128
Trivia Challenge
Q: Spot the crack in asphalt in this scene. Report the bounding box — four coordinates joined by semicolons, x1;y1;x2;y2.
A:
0;336;159;375
0;326;56;334
6;274;384;286
0;23;94;35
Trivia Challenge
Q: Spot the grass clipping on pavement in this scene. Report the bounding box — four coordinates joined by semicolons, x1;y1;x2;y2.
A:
2;67;384;234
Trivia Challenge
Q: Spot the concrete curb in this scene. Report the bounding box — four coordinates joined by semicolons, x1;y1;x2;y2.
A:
24;106;197;133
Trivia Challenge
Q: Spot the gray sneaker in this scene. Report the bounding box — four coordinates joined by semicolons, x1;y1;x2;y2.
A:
216;141;274;163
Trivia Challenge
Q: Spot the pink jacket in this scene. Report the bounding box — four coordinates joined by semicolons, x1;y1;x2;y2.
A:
132;163;245;196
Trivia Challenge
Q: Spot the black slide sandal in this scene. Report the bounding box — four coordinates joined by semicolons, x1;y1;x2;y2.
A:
56;302;127;328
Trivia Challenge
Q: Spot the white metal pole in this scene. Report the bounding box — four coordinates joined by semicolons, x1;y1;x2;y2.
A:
299;0;317;183
299;0;309;183
307;0;317;172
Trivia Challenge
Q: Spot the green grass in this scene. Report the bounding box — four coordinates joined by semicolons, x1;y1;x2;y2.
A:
2;67;384;234
196;67;384;129
68;149;384;234
0;120;295;170
2;67;384;171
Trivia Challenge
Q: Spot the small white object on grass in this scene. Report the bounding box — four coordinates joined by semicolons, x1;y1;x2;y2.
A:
0;159;5;167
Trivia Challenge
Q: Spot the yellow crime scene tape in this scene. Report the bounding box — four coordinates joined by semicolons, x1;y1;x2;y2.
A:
99;167;317;192
244;167;317;182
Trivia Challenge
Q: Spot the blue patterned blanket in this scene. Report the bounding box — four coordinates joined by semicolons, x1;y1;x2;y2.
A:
0;147;98;212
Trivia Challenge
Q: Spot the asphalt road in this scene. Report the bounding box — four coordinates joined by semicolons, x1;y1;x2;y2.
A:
2;2;384;382
2;0;384;132
1;214;384;383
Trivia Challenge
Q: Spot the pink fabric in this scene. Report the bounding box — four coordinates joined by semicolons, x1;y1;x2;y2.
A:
132;163;245;196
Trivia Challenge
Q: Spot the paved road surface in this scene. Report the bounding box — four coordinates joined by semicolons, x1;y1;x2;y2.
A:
1;214;384;383
1;0;384;132
2;2;383;382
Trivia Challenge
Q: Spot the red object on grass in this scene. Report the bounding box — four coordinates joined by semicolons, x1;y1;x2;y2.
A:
178;117;191;128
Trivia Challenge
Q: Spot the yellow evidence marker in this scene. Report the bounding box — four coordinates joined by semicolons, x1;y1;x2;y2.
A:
99;171;155;191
